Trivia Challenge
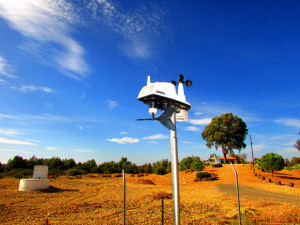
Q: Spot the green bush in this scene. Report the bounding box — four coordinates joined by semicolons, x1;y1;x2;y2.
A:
284;164;300;171
212;163;222;168
154;166;167;175
191;161;205;171
196;172;212;179
66;168;86;176
6;169;33;178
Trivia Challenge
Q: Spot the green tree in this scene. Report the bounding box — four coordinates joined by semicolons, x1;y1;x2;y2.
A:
179;156;201;171
208;154;217;163
152;159;171;175
6;155;27;170
63;158;76;170
0;162;3;172
237;153;247;164
81;159;97;173
191;161;204;171
201;113;248;163
97;161;120;174
295;132;300;151
260;153;285;176
291;157;300;166
45;157;63;170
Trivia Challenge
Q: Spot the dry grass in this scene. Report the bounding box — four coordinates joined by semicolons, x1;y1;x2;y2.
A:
0;164;299;224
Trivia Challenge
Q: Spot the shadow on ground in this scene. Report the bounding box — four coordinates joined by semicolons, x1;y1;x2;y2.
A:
39;185;79;193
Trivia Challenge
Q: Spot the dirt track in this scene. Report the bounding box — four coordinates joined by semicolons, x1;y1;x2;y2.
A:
218;184;300;205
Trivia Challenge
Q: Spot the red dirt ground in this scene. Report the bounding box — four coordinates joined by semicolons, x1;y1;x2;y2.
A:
0;164;299;224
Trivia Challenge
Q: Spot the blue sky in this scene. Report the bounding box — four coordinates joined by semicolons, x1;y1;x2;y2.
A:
0;0;299;165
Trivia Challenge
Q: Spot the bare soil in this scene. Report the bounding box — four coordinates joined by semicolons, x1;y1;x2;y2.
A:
0;164;299;224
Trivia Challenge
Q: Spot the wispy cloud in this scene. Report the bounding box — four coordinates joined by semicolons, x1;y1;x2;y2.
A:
106;137;139;144
120;131;128;135
274;118;300;129
184;126;199;132
69;149;96;153
92;0;168;58
0;148;34;154
142;134;168;140
0;55;17;79
0;137;37;146
189;118;212;126
0;0;89;79
182;141;193;144
107;100;118;109
45;146;58;151
0;129;19;136
0;113;102;124
194;112;203;116
16;85;54;93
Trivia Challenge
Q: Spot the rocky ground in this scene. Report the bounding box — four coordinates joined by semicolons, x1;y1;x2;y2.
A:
0;164;299;224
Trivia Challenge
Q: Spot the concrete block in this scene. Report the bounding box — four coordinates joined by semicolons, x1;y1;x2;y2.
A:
33;165;48;179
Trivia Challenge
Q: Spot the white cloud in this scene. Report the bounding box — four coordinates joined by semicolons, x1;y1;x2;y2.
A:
106;137;139;144
107;100;118;109
0;129;19;136
94;0;168;58
189;118;212;126
18;85;54;93
0;148;34;154
252;144;265;152
45;146;58;151
0;137;37;145
143;134;168;140
0;0;88;79
184;126;199;132
69;149;96;153
0;55;17;79
274;118;300;129
120;131;128;135
194;112;203;116
148;141;157;144
182;141;193;144
0;113;102;124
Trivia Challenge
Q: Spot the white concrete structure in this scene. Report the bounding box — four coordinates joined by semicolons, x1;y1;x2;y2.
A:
18;165;49;191
33;165;48;179
18;179;49;191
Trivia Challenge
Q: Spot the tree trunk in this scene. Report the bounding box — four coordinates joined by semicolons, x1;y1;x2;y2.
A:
272;170;274;177
222;147;227;164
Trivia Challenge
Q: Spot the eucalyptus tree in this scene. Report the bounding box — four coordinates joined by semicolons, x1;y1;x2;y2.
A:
201;113;248;163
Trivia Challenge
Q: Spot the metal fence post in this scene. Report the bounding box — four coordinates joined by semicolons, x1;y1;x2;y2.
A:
123;169;126;225
231;163;241;225
162;197;164;225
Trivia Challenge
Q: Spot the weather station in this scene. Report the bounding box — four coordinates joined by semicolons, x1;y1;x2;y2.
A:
137;74;192;224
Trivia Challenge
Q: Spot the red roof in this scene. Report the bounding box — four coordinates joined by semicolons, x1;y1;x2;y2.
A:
218;156;236;160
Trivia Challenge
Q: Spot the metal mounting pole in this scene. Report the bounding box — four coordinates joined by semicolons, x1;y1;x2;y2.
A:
250;134;255;172
170;112;180;225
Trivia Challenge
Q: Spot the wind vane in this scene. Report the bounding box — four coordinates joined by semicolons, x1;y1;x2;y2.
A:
137;74;193;224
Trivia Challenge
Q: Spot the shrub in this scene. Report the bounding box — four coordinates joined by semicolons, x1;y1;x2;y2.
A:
154;166;167;175
179;156;202;171
66;168;85;176
191;161;205;171
285;164;300;171
6;169;33;178
212;163;222;168
196;172;212;179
